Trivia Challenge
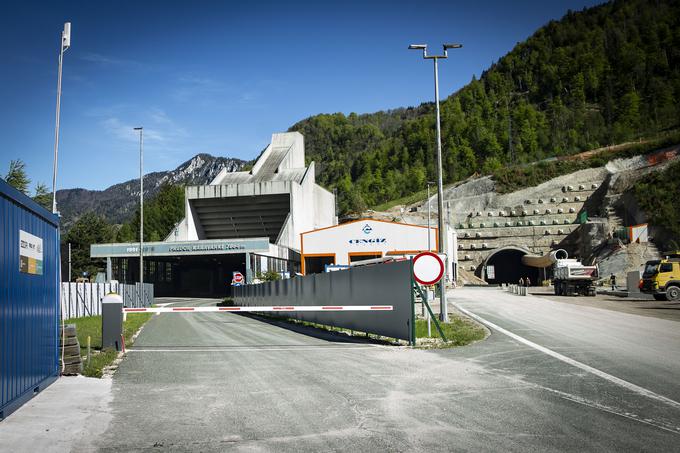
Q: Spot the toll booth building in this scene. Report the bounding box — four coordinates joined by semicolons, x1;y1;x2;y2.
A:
91;132;336;297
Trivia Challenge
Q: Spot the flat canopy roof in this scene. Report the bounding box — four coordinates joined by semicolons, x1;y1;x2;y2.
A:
91;238;270;258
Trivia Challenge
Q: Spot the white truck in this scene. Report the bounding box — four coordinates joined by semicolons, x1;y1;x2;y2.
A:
553;259;598;296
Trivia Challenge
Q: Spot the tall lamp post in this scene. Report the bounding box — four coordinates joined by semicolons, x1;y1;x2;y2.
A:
409;42;462;321
51;22;71;214
134;127;144;305
426;181;435;251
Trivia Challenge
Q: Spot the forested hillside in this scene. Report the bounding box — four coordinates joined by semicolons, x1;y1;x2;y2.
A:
290;0;680;214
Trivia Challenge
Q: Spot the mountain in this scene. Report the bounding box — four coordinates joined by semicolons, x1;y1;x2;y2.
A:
290;0;680;215
56;154;245;229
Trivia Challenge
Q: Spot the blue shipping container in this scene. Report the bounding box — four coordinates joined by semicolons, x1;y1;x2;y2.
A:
0;178;60;419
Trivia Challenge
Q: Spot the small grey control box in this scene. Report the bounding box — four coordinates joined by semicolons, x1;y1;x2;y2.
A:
102;293;124;351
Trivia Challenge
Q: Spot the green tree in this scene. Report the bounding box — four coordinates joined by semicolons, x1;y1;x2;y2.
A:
63;212;115;279
5;159;31;194
115;223;135;242
33;182;52;210
123;183;185;242
633;160;680;249
286;0;680;215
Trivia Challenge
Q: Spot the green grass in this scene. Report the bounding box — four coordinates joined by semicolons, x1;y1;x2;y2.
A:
373;188;430;212
68;313;153;378
415;316;486;347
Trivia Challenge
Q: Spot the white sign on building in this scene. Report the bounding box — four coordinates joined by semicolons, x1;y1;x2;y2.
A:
301;219;438;275
19;230;43;275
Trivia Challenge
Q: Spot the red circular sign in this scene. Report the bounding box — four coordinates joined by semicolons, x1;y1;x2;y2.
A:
233;272;244;283
412;252;445;285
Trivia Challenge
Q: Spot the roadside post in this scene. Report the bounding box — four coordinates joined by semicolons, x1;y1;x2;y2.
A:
102;293;124;351
411;252;448;345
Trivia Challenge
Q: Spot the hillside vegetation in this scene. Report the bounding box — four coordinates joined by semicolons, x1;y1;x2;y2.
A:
290;0;680;214
633;159;680;247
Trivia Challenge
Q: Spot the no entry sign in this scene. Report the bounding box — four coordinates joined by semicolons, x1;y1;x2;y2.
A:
412;252;445;285
232;271;244;286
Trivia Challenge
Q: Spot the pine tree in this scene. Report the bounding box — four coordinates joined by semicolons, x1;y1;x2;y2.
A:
63;212;115;279
33;182;51;210
4;159;31;194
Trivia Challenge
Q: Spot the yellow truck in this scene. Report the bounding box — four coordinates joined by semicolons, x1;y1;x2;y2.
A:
639;255;680;301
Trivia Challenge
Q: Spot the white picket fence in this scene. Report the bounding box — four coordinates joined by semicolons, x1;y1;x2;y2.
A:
60;282;154;320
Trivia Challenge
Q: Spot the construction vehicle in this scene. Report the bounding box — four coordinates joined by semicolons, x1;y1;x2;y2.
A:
552;259;598;296
522;249;598;296
639;253;680;301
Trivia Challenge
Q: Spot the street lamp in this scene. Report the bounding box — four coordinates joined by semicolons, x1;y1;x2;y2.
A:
51;22;71;214
134;127;144;305
426;181;435;251
409;42;462;321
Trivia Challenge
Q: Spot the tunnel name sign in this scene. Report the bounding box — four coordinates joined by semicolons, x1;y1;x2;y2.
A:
412;252;444;285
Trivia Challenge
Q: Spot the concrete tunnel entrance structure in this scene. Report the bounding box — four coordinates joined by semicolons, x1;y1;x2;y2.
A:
482;246;541;285
90;132;337;298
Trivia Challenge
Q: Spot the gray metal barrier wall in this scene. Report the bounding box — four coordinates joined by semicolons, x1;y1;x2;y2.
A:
233;260;413;341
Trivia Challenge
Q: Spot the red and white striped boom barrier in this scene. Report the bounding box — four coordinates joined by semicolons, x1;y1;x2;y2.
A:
124;305;393;313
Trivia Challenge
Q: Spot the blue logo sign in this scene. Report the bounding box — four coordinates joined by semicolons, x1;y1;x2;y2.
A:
362;224;372;235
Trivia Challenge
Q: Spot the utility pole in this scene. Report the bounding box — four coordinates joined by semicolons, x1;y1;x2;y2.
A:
51;22;71;214
134;127;144;305
409;43;462;321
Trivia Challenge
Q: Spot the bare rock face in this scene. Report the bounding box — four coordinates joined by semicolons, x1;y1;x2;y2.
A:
56;154;246;230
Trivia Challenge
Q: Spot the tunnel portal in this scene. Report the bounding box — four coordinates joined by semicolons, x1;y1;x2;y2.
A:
484;248;541;285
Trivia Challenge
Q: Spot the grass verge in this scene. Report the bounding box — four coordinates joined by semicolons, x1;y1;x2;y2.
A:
68;313;153;378
415;316;486;347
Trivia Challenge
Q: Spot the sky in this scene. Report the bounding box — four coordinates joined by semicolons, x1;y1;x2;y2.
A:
0;0;603;192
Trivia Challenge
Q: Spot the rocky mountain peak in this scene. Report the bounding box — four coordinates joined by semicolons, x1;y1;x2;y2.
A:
56;153;247;230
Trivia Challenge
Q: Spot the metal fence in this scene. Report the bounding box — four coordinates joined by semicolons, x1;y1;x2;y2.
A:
233;259;413;341
61;282;154;320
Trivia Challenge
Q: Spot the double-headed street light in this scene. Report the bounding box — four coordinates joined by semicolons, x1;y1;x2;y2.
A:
409;42;462;322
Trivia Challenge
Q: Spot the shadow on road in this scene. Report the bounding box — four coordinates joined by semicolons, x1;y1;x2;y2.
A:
241;313;395;346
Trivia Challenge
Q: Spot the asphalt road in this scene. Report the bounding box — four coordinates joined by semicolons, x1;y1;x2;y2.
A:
94;294;680;452
531;288;680;322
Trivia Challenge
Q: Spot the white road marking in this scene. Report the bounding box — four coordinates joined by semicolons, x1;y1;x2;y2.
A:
455;303;680;410
537;385;680;434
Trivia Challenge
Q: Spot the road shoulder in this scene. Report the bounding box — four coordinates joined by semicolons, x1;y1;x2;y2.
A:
0;375;112;452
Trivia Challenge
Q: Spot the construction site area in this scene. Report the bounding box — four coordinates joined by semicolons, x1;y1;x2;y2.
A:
368;143;680;298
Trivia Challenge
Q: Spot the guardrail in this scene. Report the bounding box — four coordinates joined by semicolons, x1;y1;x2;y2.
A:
61;282;154;320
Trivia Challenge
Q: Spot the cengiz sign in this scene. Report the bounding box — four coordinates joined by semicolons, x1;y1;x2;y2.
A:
91;238;270;258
